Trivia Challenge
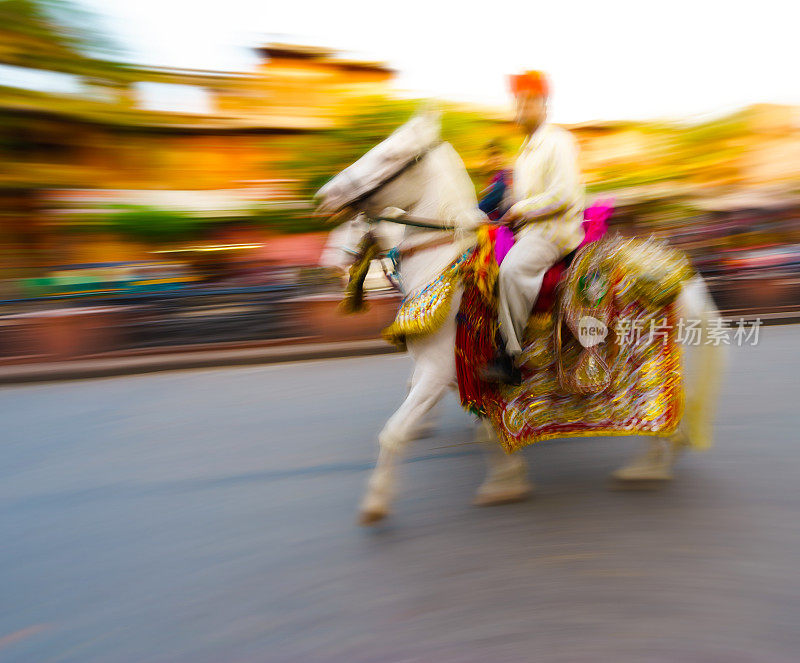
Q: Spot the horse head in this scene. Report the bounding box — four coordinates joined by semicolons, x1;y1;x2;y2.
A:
316;108;487;302
315;110;442;220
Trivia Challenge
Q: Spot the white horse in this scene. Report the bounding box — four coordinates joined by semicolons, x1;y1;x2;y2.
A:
316;111;726;525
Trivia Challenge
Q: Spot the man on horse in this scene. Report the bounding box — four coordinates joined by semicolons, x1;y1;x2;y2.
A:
480;70;586;385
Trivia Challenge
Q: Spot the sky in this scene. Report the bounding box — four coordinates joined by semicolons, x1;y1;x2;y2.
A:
77;0;799;124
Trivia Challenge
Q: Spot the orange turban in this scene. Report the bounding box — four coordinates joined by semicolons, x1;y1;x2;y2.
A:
509;70;549;98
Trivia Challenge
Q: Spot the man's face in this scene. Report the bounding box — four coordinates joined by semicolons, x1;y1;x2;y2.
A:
514;92;547;133
485;150;504;173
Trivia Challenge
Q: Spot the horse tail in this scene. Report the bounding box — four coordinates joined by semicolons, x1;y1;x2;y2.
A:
679;275;728;449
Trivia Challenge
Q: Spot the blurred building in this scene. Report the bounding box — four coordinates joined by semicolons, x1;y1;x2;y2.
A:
570;104;800;201
216;44;394;124
1;41;397;192
0;35;397;274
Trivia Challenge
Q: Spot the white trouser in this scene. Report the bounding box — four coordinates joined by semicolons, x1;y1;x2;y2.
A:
497;233;564;357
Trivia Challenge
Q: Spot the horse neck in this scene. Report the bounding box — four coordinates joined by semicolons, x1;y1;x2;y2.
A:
397;148;477;294
398;232;461;295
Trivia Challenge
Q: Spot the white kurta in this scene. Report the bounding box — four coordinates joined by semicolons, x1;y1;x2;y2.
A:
498;123;585;356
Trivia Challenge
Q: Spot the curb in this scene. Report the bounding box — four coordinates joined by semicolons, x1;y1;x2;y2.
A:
0;339;400;386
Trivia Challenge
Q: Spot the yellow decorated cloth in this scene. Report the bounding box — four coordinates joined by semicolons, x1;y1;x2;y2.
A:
382;254;466;348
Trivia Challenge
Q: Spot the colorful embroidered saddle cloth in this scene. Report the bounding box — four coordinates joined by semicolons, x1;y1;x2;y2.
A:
454;231;695;452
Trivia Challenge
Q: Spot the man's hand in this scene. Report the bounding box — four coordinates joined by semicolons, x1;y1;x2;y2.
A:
378;207;407;220
498;203;524;228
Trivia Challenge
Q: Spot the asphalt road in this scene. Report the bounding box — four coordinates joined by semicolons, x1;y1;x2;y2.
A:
0;326;798;662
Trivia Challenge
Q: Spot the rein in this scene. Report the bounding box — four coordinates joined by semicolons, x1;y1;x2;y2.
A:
370;214;456;231
394;234;454;259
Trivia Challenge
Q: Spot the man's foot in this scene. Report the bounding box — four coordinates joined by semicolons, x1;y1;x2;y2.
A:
479;352;522;385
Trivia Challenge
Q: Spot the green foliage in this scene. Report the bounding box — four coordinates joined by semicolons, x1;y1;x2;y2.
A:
677;112;748;147
272;97;419;203
102;205;204;242
0;0;127;77
440;108;506;176
248;205;321;235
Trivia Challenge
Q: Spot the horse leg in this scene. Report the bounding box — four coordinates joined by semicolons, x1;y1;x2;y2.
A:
359;373;448;525
473;419;532;506
610;434;682;485
611;275;726;486
405;367;440;440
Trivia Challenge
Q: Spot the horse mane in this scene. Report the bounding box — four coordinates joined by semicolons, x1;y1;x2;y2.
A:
423;142;483;232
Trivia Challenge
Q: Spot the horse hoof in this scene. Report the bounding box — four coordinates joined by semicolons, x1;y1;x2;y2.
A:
412;424;436;440
609;470;672;490
611;465;673;480
473;485;532;507
358;507;389;526
609;478;669;491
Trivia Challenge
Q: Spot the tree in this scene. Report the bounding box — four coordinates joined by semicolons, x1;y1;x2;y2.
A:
0;0;127;79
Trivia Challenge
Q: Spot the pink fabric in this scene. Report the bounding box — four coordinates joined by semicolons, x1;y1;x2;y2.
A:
494;225;515;265
580;198;614;247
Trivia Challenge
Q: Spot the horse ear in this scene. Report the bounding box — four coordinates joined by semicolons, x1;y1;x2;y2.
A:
407;101;441;147
382;104;441;164
415;99;442;129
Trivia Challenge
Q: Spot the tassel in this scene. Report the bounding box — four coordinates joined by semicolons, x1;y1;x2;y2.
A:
339;234;380;314
455;225;500;416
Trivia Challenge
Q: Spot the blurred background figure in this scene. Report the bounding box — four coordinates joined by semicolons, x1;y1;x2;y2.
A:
478;140;512;221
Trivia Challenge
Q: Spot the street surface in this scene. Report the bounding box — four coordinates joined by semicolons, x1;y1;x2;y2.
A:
1;327;798;662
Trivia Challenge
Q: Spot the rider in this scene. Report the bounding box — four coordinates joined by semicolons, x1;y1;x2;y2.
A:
480;70;586;385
